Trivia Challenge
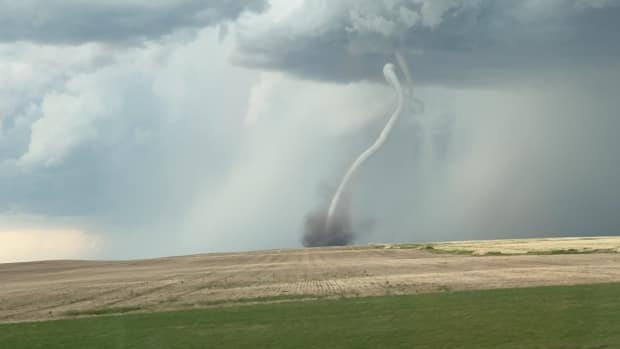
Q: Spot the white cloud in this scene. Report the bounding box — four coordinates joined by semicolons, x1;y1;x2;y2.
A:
0;42;108;125
419;0;462;28
19;89;105;167
17;31;239;168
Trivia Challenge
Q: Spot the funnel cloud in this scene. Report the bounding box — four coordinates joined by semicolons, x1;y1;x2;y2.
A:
326;61;404;229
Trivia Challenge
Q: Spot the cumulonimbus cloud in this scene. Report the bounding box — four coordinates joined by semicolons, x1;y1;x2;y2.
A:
0;0;268;44
233;0;620;84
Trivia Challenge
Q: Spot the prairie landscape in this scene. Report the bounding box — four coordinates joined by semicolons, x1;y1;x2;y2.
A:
2;236;620;323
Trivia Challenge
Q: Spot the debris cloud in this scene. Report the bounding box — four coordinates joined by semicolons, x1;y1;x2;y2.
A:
302;197;354;247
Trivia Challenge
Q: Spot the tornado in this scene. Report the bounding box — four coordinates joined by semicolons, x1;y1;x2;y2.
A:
302;57;407;247
325;62;405;230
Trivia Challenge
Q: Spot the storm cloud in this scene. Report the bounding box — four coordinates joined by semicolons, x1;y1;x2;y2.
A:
1;0;619;262
0;0;267;44
231;0;620;245
234;0;620;84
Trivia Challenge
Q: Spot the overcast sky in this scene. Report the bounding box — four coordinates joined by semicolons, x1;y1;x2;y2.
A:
1;0;619;262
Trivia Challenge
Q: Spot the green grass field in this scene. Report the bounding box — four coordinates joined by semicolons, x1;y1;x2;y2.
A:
2;283;620;349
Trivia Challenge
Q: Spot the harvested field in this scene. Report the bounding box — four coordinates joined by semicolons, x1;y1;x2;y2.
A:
428;236;620;255
1;236;620;323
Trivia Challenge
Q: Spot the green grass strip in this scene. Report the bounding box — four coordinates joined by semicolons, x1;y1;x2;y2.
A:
2;282;620;348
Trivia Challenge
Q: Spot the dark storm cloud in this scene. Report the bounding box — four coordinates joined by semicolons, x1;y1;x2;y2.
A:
234;0;620;84
0;0;268;44
2;0;620;262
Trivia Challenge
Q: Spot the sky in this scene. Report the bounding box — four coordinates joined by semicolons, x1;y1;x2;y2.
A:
1;0;619;262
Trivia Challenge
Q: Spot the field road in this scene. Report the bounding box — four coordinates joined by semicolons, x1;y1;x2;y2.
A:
1;237;620;323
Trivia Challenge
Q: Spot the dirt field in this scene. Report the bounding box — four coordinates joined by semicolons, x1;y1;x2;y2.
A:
1;237;620;323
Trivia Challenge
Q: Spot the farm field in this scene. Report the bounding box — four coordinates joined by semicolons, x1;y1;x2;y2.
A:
1;237;620;323
1;282;619;349
427;236;620;255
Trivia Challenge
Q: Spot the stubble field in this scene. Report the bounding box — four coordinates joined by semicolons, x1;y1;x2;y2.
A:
1;236;620;323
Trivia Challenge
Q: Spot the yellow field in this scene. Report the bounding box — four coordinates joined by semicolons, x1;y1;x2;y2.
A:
1;236;619;323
